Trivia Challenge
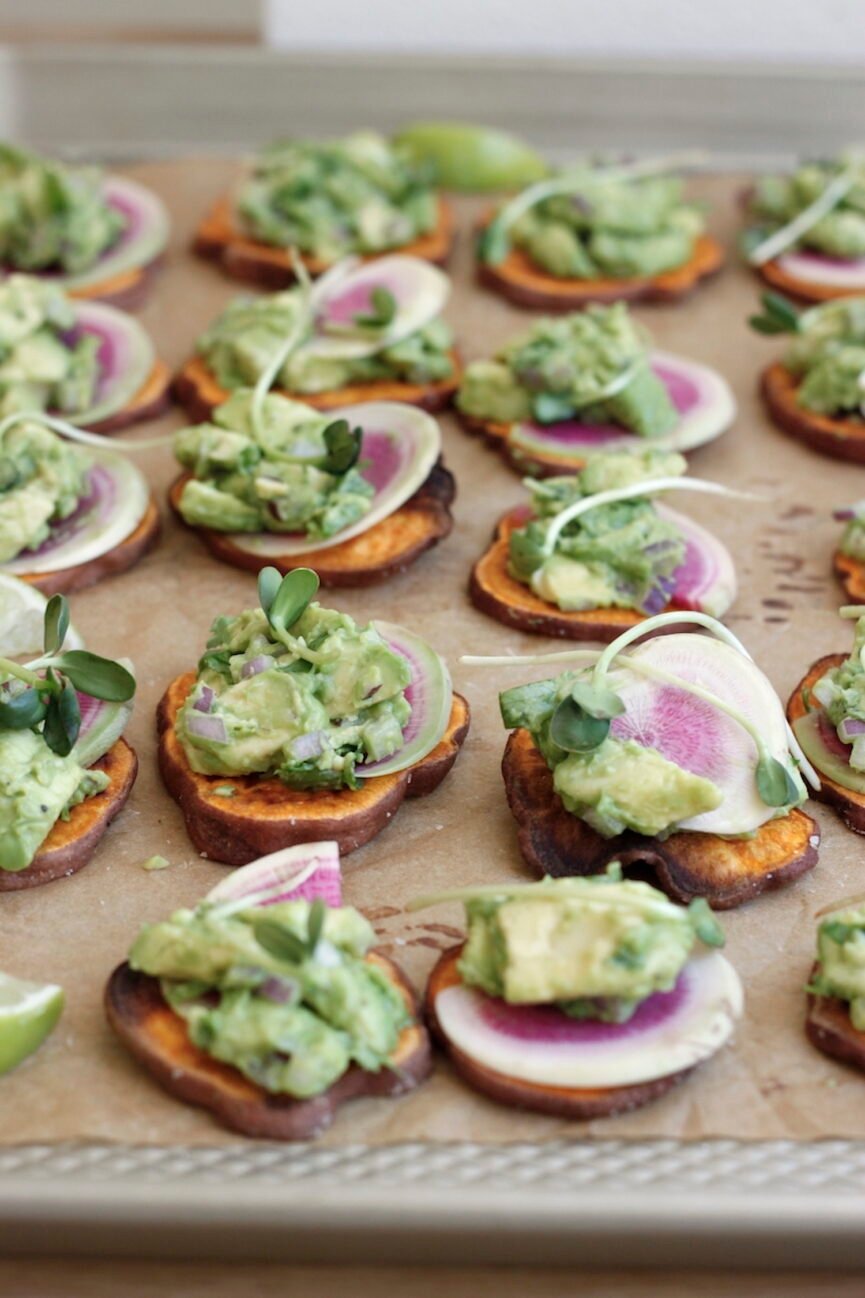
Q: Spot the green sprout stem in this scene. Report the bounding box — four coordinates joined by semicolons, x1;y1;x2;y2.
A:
0;409;173;452
0;656;45;688
250;252;313;440
748;168;857;266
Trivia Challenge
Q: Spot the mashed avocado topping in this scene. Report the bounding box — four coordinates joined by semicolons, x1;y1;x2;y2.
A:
456;304;677;435
745;155;865;261
196;287;454;396
809;608;865;771
174;391;374;539
837;501;865;565
810;903;865;1030
0;593;136;872
0;276;101;419
237;132;438;261
129;897;410;1098
0;417;90;562
0;144;124;274
508;451;688;613
482;161;704;280
752;293;865;418
178;568;411;790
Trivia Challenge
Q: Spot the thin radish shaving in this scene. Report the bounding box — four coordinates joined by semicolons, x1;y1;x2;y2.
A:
357;621;452;779
206;841;342;911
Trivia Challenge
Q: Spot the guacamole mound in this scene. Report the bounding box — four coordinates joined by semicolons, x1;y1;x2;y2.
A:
0;418;91;562
746;155;865;261
237;132;438;261
0;144;124;274
779;298;865;418
456;304;677;436
503;167;704;280
130;899;410;1098
196;288;454;396
458;871;724;1021
174;391;374;539
810;904;865;1030
508;451;688;614
179;599;411;789
0;275;102;419
810;611;865;771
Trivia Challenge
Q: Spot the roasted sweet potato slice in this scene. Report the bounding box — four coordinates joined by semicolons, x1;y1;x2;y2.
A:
757;257;863;305
168;467;454;588
806;971;865;1075
157;673;470;865
761;362;865;463
193;197;454;288
470;506;671;641
68;257;162;311
425;945;689;1119
89;359;172;434
17;494;161;597
502;728;819;908
834;551;865;602
787;653;865;835
173;353;461;424
105;951;432;1139
0;738;138;892
476;217;724;311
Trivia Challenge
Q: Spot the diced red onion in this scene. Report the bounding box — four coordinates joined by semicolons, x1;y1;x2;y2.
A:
241;654;275;679
834;508;857;522
363;683;382;700
193;685;214;713
260;975;301;1004
290;730;325;761
186;712;228;743
839;717;865;742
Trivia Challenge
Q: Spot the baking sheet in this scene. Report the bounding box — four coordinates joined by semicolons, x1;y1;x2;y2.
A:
1;159;861;1147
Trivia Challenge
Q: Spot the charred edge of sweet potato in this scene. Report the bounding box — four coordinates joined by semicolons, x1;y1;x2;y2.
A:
193;197;455;287
834;551;865;603
68;255;163;311
761;363;865;464
786;653;865;835
475;219;725;311
19;494;162;597
0;738;138;892
87;359;173;435
501;728;819;909
105;952;432;1139
806;971;865;1077
172;353;461;424
167;465;455;588
156;671;470;866
470;507;655;642
425;945;689;1119
757;257;865;305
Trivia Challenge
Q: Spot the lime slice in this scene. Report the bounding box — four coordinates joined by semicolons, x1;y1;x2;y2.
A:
394;122;548;192
0;972;64;1075
0;574;84;656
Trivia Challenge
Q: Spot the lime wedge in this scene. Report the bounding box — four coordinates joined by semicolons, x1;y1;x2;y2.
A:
0;972;64;1075
0;574;83;657
394;122;549;192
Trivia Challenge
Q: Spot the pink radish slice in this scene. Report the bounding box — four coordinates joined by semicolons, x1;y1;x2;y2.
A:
64;301;156;426
607;633;796;836
206;841;342;907
657;504;737;619
39;176;169;294
509;351;735;465
357;620;452;778
305;255;450;361
775;250;865;290
222;401;440;558
435;951;742;1089
3;451;149;576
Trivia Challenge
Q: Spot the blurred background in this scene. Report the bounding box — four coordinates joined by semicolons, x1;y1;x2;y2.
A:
0;0;863;162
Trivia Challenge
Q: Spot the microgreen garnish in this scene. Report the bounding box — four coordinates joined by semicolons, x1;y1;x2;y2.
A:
0;594;135;758
320;418;363;474
259;566;320;636
353;286;397;330
253;897;327;964
748;292;802;336
249;251;313;441
687;898;725;947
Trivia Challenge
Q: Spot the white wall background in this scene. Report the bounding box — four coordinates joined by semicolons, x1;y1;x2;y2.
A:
265;0;865;63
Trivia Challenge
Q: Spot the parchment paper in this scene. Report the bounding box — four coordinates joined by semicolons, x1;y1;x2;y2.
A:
2;160;861;1147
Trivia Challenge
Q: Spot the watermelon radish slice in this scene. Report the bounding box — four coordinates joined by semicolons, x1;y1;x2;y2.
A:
357;620;452;779
66;301;156;427
221;402;441;558
774;250;865;291
434;950;742;1089
206;841;343;909
793;709;865;795
3;450;149;577
36;176;169;295
304;255;450;361
657;504;737;619
607;634;797;836
73;675;134;769
508;351;735;466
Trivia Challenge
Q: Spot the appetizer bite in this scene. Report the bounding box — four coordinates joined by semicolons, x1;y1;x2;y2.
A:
0;412;160;595
419;871;742;1119
157;567;469;865
456;304;734;477
477;154;723;311
175;254;459;421
471;451;738;640
0;275;169;433
788;605;865;835
806;899;865;1074
753;293;865;462
744;153;865;303
465;613;820;908
0;592;137;891
0;144;168;308
833;502;865;599
106;842;432;1138
169;391;453;587
194;132;453;287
